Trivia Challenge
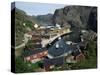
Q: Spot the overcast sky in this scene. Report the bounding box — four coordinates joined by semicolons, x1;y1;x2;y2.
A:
15;2;66;16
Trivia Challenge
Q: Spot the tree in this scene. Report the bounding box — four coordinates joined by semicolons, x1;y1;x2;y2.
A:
70;40;97;69
15;57;33;73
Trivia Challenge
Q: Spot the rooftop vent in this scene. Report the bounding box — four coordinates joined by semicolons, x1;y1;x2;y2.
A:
56;43;59;48
66;41;72;45
58;37;61;40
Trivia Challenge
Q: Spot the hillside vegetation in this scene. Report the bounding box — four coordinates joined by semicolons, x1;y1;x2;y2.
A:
15;8;38;46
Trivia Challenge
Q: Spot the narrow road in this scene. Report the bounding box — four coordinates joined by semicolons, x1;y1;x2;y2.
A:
15;43;25;49
41;31;72;47
15;33;31;49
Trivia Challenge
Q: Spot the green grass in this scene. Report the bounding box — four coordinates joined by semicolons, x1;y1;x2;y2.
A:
70;40;97;69
30;62;40;70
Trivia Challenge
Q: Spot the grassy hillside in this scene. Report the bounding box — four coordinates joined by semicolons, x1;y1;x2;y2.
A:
15;8;38;46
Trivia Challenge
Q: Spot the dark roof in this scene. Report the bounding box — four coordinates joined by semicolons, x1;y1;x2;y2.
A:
48;39;78;57
23;47;47;57
32;44;42;48
27;44;42;49
71;44;79;50
72;50;81;56
25;43;42;50
32;34;41;37
43;57;64;67
78;41;88;47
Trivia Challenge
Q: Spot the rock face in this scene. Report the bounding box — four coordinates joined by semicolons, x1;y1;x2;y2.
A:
53;6;97;32
88;7;97;32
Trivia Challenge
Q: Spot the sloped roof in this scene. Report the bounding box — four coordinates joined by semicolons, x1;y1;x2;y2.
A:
48;39;78;57
43;57;64;67
72;50;81;57
23;47;47;57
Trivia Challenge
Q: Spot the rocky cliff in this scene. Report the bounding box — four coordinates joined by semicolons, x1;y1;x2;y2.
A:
53;6;97;32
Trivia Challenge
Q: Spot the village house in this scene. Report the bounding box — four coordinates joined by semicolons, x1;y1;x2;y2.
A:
43;57;64;71
41;37;85;71
22;25;87;71
23;38;86;71
47;38;83;58
55;23;71;34
23;32;49;63
23;48;48;63
71;49;85;62
26;34;42;50
78;41;88;50
43;49;85;71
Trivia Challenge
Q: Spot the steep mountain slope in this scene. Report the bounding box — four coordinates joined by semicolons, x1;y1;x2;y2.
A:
36;14;53;26
53;6;97;32
88;7;97;32
13;8;38;46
